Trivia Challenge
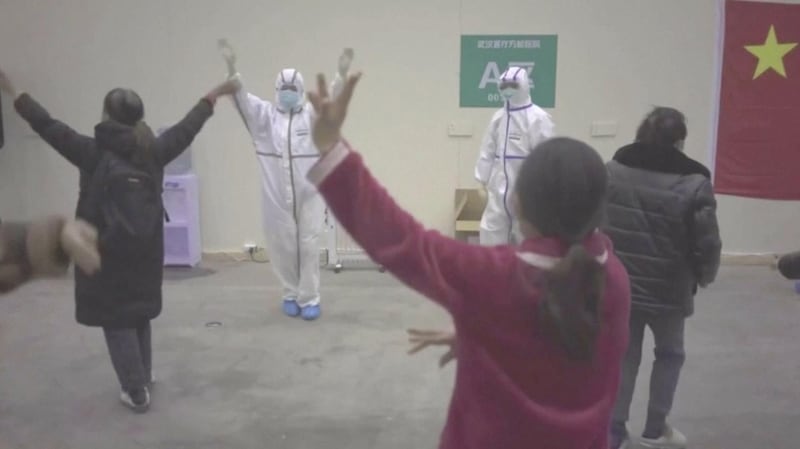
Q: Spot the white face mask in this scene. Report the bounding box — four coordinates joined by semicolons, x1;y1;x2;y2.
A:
278;90;300;110
500;87;516;100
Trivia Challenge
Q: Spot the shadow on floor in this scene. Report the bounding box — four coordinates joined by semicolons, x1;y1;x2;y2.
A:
163;266;217;281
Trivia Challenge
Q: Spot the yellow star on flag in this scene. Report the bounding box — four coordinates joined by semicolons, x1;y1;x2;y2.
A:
744;25;798;79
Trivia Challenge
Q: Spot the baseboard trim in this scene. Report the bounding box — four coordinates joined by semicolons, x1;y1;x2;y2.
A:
720;253;777;266
199;251;779;267
201;252;252;262
200;249;331;266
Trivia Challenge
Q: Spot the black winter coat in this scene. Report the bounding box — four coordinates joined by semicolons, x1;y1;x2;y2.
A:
14;94;214;328
603;142;722;317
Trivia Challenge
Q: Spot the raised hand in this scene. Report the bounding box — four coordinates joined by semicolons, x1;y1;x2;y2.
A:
338;48;354;77
206;78;242;102
407;329;457;368
216;78;242;96
217;38;238;76
307;72;362;153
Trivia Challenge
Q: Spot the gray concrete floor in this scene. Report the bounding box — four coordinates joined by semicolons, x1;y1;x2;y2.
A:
0;263;798;449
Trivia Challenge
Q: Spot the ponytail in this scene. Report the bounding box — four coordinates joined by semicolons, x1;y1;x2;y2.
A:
538;244;605;360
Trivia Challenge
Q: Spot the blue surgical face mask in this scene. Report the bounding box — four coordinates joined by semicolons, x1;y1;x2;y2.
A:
500;87;516;100
278;90;300;110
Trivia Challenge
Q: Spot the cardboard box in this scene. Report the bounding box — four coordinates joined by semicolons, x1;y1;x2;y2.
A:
454;188;487;242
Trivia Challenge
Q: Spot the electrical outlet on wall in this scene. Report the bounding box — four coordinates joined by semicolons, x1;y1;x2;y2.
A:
243;242;258;254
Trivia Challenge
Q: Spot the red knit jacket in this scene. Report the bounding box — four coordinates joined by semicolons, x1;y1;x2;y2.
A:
309;141;631;449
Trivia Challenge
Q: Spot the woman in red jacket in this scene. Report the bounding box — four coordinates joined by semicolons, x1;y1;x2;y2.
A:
306;74;631;448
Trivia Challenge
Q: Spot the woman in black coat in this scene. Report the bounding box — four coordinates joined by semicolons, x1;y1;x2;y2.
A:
0;68;239;412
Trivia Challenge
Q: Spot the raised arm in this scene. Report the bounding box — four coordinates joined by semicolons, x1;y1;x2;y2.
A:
12;94;99;169
154;79;238;166
2;67;98;169
218;39;271;136
310;142;500;313
308;48;354;123
229;75;272;137
307;73;501;313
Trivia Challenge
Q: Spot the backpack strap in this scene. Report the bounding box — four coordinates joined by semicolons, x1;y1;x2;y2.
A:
84;152;114;226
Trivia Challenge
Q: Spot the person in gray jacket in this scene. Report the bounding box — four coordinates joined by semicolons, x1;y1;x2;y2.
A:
605;107;722;449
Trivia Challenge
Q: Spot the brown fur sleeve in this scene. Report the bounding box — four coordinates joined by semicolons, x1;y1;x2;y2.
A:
0;217;69;294
0;222;33;293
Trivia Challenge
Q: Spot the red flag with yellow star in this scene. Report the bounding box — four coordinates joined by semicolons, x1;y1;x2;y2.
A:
714;0;800;199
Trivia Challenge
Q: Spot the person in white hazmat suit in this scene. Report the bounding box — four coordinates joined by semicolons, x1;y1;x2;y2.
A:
220;41;353;321
474;66;555;245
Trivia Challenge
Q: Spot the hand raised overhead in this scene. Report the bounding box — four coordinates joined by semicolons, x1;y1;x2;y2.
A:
338;48;354;77
307;72;362;154
217;39;238;76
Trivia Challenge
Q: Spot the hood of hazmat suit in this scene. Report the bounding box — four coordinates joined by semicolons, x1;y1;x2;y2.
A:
499;66;533;109
274;68;306;113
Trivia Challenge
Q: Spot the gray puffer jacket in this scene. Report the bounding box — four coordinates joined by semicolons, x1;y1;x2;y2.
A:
603;142;722;317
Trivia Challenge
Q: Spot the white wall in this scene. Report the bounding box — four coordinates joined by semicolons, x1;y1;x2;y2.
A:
1;0;798;254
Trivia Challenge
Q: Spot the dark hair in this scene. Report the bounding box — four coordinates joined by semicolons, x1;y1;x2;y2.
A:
515;137;608;360
103;88;144;125
635;107;687;148
102;88;155;167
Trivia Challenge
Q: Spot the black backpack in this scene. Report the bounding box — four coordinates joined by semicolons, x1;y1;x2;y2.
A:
86;152;162;257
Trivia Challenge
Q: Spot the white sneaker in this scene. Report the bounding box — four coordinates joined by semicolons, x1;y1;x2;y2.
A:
120;387;150;413
640;425;687;449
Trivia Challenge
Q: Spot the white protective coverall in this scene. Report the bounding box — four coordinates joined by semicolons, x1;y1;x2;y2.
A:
232;69;343;307
474;66;555;245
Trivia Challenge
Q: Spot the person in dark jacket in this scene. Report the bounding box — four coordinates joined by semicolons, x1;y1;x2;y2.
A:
1;216;100;293
604;107;722;449
776;250;800;279
0;68;238;412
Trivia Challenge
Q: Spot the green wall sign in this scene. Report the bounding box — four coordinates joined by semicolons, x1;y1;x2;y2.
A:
460;35;558;108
